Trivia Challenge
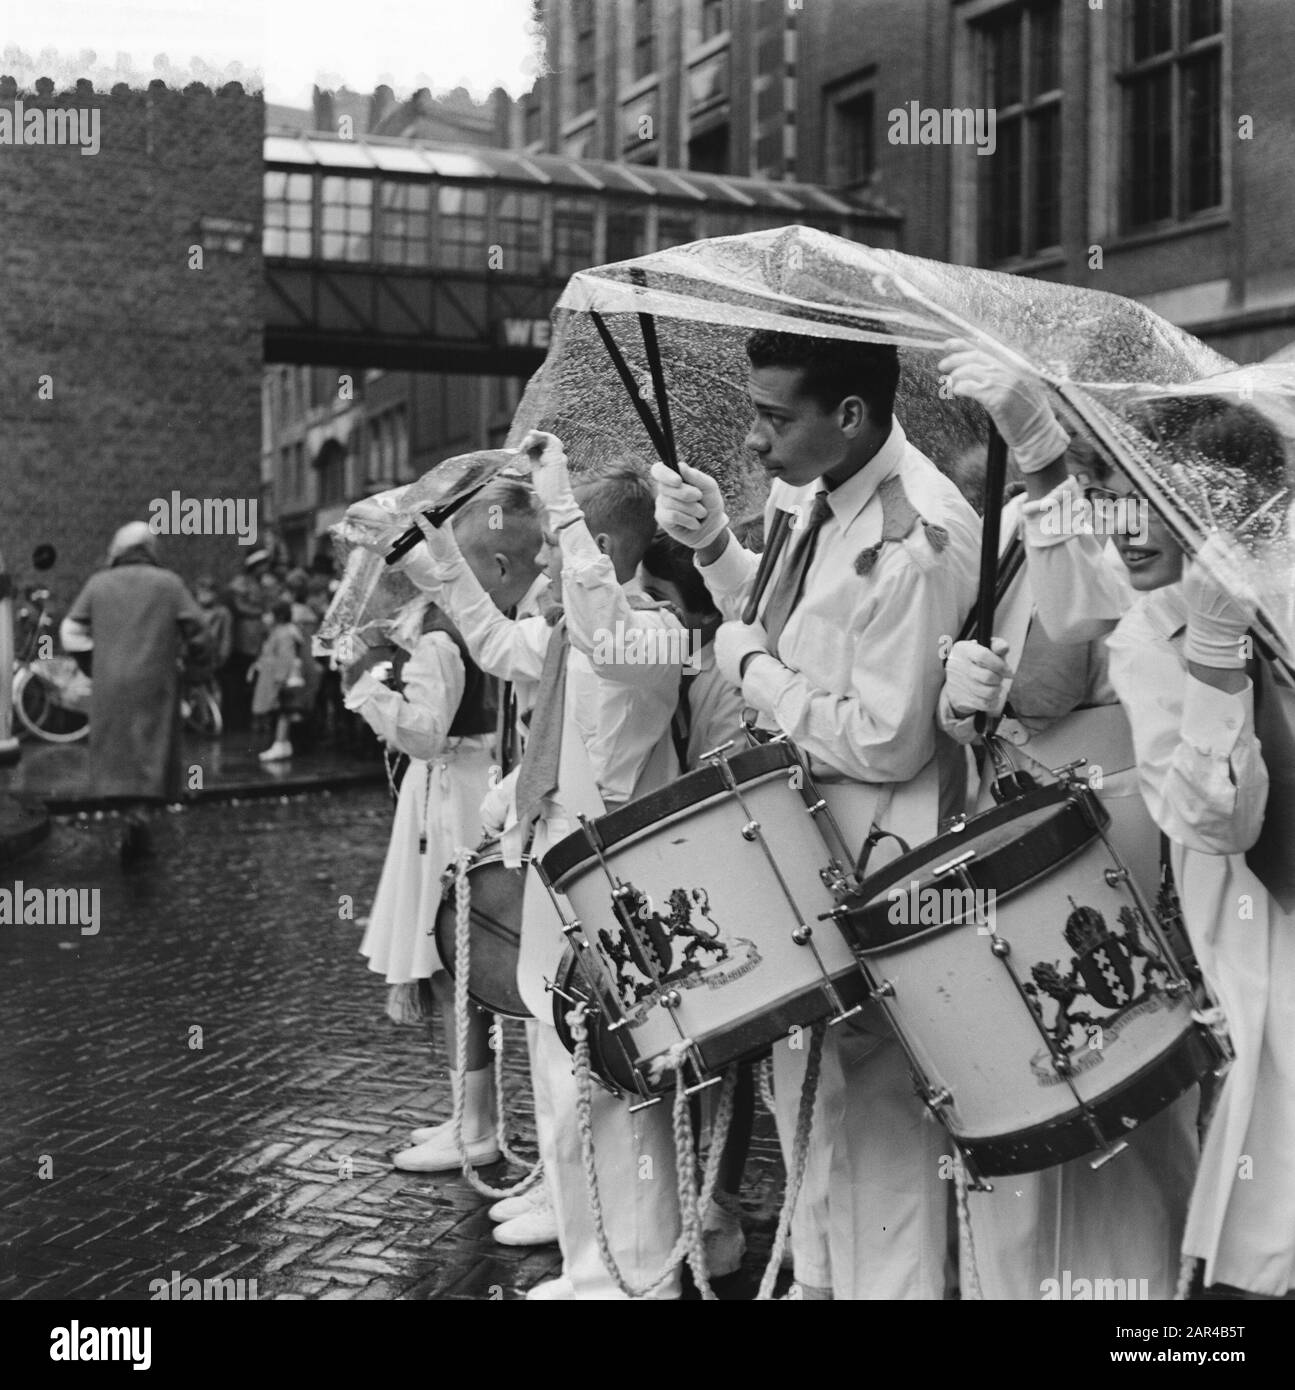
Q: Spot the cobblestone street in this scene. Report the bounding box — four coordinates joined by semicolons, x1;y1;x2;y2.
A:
0;790;786;1301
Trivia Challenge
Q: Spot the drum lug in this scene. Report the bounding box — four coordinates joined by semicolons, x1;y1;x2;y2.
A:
791;925;813;946
1103;867;1128;887
741;819;761;841
989;935;1011;959
926;1085;953;1109
869;978;896;1001
947;813;967;835
544;977;582;1007
828;1004;863;1026
1089;1140;1129;1169
1050;757;1088;784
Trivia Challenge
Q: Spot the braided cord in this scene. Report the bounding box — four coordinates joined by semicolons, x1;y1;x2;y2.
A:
756;1023;825;1301
953;1153;983;1301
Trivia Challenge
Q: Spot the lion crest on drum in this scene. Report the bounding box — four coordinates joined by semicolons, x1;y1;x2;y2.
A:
598;882;762;1018
1024;899;1173;1057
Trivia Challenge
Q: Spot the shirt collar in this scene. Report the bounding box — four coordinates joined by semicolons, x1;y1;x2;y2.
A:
1140;583;1189;640
820;418;909;533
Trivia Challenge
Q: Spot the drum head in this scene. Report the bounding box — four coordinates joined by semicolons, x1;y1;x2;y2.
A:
552;948;639;1093
542;742;801;888
435;855;531;1020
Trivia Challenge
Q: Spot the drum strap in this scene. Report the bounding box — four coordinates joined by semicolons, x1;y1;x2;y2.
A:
1245;659;1295;911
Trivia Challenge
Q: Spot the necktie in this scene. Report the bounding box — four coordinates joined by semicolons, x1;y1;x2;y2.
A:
671;670;698;770
1244;657;1295;911
514;619;570;832
762;490;831;653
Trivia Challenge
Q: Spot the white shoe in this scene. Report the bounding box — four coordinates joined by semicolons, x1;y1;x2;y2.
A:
392;1133;501;1173
525;1276;574;1301
409;1119;455;1144
488;1183;548;1224
493;1204;559;1247
258;741;292;762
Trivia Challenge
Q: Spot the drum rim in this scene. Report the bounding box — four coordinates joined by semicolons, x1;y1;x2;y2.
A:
541;741;799;886
952;1023;1218;1175
838;785;1107;953
552;945;870;1095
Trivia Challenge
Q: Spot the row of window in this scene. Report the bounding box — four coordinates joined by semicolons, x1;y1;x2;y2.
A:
264;172;846;271
274;408;411;512
822;0;1223;265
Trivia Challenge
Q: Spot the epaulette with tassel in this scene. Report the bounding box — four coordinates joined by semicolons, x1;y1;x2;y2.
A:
854;474;950;575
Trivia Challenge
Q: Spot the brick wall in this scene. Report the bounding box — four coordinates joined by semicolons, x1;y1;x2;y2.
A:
0;80;263;606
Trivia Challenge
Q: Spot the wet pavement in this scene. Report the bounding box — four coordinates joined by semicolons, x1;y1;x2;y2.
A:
0;789;788;1301
0;727;385;813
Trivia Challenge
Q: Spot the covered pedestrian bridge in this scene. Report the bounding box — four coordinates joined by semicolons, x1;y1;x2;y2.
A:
263;130;900;374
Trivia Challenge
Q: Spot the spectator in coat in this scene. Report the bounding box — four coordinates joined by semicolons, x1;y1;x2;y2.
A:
61;522;209;865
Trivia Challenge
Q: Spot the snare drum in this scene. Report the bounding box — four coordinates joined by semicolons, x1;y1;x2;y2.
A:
543;743;865;1096
833;781;1220;1175
434;848;532;1020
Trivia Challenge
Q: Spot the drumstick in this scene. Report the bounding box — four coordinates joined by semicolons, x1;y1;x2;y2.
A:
974;426;1009;736
742;508;794;625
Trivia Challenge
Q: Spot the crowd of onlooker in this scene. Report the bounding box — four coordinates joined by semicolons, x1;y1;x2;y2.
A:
207;535;357;760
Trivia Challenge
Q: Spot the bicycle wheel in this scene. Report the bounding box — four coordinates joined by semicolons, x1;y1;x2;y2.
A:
14;666;90;742
184;684;222;738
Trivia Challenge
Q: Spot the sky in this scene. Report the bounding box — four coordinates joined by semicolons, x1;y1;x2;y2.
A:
0;0;544;103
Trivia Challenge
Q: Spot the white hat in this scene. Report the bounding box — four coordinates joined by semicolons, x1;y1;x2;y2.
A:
108;521;158;560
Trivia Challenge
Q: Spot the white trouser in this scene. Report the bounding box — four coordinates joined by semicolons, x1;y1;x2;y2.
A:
965;1089;1198;1299
774;1015;950;1299
526;1019;682;1300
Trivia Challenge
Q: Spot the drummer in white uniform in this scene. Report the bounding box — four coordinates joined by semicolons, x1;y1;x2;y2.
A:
402;439;687;1300
940;358;1295;1300
934;349;1198;1298
654;328;981;1300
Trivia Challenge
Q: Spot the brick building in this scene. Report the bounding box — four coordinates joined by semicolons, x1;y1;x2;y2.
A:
521;0;1295;364
0;80;264;601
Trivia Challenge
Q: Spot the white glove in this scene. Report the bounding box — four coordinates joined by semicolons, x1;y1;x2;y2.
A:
479;772;514;840
405;514;468;588
651;459;730;550
521;430;582;530
714;619;773;688
944;638;1013;719
939;340;1069;474
1183;533;1258;670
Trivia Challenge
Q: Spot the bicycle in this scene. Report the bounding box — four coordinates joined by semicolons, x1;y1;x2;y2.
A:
11;586;91;744
180;676;223;738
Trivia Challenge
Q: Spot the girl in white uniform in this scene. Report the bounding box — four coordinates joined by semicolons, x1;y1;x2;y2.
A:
344;604;501;1172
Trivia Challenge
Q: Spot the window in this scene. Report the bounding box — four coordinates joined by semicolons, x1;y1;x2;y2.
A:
495;191;543;274
826;85;875;187
320;176;373;262
978;1;1062;264
523;96;542;147
633;0;657;80
553;196;595;275
263;170;313;258
438;186;487;269
657;212;696;249
377;180;432;266
1121;0;1222;230
689;123;730;175
701;0;728;42
315;442;346;507
574;0;597;113
606;208;647;262
689;48;729;114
